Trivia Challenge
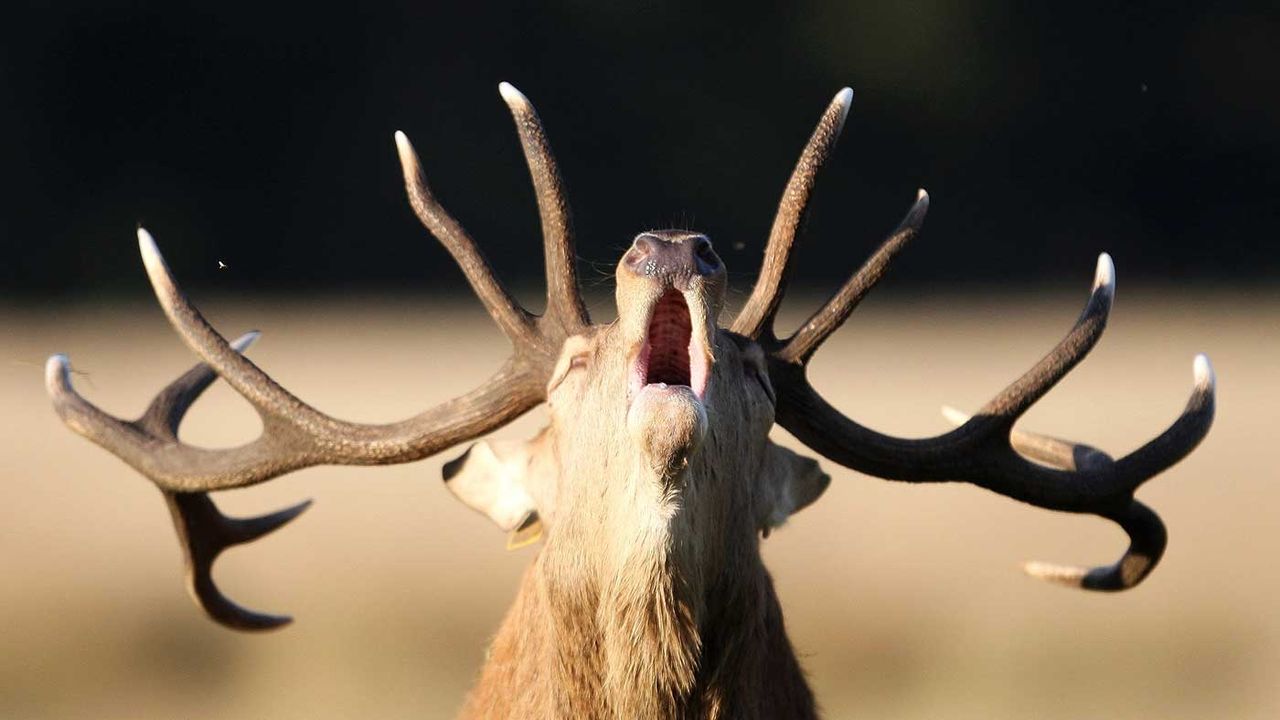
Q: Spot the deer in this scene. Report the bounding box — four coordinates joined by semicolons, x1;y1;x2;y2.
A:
47;83;1216;719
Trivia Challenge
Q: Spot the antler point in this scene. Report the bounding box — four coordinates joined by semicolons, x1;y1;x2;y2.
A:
939;405;968;427
137;227;163;267
1093;252;1116;296
1193;353;1215;390
1023;560;1086;587
498;81;529;108
832;88;853;127
393;130;416;163
45;353;71;390
136;228;182;305
230;330;261;353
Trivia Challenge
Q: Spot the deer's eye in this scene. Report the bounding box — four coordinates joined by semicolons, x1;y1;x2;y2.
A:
750;365;776;405
741;353;776;405
733;340;777;406
546;337;594;395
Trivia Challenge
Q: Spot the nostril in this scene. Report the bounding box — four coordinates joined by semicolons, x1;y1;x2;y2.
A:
692;236;718;273
634;234;660;255
626;234;660;272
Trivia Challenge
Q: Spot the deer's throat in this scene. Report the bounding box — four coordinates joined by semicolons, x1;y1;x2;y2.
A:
534;488;710;716
599;537;703;716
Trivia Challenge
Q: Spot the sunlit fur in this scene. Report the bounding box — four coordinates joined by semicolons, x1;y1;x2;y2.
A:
457;240;829;719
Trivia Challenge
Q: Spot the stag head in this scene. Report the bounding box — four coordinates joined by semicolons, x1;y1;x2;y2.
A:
447;225;823;531
48;83;1214;657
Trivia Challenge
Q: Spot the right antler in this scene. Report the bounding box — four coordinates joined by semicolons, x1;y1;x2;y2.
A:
738;88;1216;591
46;83;587;629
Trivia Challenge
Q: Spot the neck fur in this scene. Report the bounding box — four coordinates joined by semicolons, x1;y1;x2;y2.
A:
460;460;816;719
548;457;707;717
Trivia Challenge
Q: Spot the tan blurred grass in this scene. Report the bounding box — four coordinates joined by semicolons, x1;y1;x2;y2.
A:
2;288;1276;719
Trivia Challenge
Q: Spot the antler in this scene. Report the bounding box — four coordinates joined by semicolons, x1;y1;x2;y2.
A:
47;83;587;629
740;90;1216;591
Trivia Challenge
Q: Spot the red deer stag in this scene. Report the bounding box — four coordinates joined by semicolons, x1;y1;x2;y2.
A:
48;84;1216;718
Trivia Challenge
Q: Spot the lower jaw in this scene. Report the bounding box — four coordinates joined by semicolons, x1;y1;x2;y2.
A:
626;384;709;474
628;383;704;417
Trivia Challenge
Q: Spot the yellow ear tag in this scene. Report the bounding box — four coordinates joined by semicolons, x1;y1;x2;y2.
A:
506;511;544;550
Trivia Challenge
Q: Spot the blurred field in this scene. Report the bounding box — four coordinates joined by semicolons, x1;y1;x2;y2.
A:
2;287;1276;719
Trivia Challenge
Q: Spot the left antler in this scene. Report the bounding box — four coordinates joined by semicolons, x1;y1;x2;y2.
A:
46;83;588;629
738;89;1216;590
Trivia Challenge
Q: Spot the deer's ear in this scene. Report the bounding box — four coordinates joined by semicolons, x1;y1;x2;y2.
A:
442;431;558;542
761;443;831;533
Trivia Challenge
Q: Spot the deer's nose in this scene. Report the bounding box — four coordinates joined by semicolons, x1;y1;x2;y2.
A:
623;231;720;289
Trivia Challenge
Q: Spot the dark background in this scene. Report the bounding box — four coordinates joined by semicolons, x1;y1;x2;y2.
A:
3;1;1275;300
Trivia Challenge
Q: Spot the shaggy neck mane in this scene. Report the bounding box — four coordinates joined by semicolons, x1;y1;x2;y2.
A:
460;461;817;719
593;527;702;717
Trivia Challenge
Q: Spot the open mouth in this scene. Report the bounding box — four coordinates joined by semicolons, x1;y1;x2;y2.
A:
630;289;709;401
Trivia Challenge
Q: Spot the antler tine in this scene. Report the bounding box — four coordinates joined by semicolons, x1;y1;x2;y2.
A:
940;405;1114;474
1023;500;1166;591
166;492;313;630
48;352;145;457
733;87;854;340
1114;354;1217;481
968;254;1115;433
498;82;590;334
778;189;929;364
394;130;537;347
